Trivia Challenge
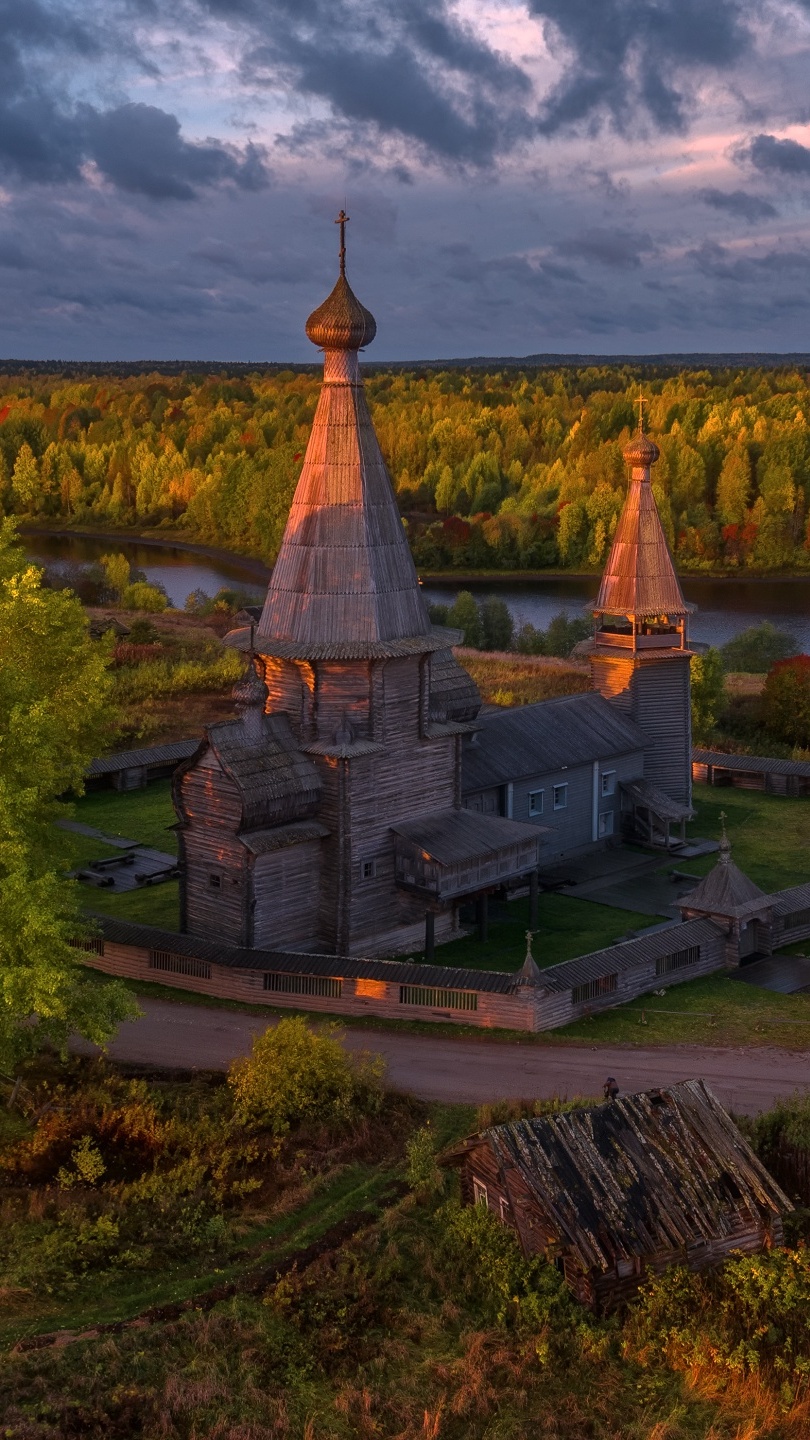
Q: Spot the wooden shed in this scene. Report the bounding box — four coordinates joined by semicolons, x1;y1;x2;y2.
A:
442;1079;791;1312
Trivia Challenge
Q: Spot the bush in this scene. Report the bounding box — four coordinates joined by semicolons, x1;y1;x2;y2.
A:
112;650;243;702
447;591;483;648
405;1124;444;1201
120;581;168;612
515;611;591;658
228;1017;385;1137
721;621;799;673
691;646;725;739
127;617;160;644
480;596;514;650
761;654;810;747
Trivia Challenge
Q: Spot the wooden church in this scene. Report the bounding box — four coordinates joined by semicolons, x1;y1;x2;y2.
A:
174;220;696;958
173;219;542;957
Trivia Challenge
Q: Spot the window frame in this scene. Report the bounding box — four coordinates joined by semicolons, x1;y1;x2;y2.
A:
361;858;377;881
473;1178;489;1208
208;874;222;890
552;783;568;811
600;770;616;798
528;788;545;817
598;810;614;838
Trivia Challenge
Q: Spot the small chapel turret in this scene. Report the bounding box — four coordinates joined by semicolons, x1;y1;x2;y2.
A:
590;402;694;810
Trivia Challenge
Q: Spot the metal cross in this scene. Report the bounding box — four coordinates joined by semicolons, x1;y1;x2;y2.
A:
335;209;349;276
636;393;646;433
525;930;535;962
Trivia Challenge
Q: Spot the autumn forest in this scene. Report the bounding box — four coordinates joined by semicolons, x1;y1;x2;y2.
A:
2;363;810;574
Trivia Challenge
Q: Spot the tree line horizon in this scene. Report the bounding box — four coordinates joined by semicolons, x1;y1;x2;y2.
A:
3;362;810;575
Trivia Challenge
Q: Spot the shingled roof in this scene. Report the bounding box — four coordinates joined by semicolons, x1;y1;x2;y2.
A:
203;714;322;830
257;244;433;658
678;823;766;917
447;1080;790;1274
462;691;647;792
593;428;691;619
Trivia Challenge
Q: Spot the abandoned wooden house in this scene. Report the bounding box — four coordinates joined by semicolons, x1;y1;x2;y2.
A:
173;221;697;959
442;1079;791;1311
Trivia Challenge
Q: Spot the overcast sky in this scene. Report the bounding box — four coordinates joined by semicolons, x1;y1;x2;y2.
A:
3;0;810;361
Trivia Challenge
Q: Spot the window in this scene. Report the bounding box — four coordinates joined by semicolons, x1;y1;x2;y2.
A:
499;1196;511;1222
361;858;377;880
399;985;478;1011
150;950;211;980
655;946;700;977
598;810;614;838
601;770;616;797
208;874;221;890
473;1179;488;1207
571;973;618;1006
264;973;342;998
71;936;105;956
553;783;568;811
528;789;544;817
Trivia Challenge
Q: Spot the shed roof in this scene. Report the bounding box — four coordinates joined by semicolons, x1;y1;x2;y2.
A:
534;917;716;993
622;778;693;823
462;691;647;792
90;916;521;994
88;738;198;777
593;431;690;619
450;1080;790;1272
693;747;810;779
391;807;543;865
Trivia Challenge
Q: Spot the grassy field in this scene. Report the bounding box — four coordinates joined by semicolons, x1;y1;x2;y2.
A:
456;647;590;706
87;880;180;929
74;779;178;854
681;783;810;892
429;891;653;972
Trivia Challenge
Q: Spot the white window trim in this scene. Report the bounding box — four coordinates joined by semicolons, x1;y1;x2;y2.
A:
473;1178;488;1208
553;783;568;811
601;770;616;797
361;858;377;881
528;788;544;817
598;810;614;838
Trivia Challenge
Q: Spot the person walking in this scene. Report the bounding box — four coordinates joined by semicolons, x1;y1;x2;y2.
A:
603;1077;619;1101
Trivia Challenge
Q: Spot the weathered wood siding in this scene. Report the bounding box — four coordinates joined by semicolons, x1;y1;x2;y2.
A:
252;840;323;950
592;650;692;807
76;940;537;1029
176;750;248;944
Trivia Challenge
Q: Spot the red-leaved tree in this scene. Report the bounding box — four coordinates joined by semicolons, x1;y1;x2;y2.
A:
761;655;810;747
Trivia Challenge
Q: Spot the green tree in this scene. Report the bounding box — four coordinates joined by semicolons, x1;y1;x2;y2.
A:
544;610;591;658
101;552;131;600
480;596;513;651
228;1016;384;1136
721;622;798;673
690;647;725;739
448;591;483;648
715;445;751;526
761;656;810;747
120;581;168;612
11;443;40;511
0;520;137;1065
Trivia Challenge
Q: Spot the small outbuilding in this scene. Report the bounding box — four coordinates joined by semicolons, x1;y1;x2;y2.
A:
441;1079;791;1312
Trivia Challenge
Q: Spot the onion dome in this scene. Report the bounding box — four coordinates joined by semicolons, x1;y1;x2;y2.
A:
623;431;660;469
233;660;265;712
306;276;376;351
305;209;377;351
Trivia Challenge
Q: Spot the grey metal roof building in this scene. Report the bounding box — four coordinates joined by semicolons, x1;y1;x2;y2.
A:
463;692;648;792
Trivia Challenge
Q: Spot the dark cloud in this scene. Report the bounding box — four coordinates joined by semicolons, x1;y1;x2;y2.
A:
742;133;810;176
528;0;751;135
696;187;778;221
82;105;269;200
558;227;656;269
204;0;534;164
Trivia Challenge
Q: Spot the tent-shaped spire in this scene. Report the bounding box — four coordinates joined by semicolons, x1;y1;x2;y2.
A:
258;212;432;656
593;403;690;620
679;814;765;916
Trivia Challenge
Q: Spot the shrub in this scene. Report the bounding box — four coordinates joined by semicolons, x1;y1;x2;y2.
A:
228;1017;385;1136
721;621;799;673
405;1124;444;1201
761;655;810;747
120;581;168;612
128;617;160;644
480;596;514;651
447;591;483;648
691;646;725;739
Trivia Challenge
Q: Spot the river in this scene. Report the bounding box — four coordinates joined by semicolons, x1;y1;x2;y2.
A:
23;531;810;651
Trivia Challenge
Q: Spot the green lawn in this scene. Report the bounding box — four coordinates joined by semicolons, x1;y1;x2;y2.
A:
558;970;810;1051
60;830;121;872
424;891;655;973
681;782;810;892
87;880;180;930
74;779;178;854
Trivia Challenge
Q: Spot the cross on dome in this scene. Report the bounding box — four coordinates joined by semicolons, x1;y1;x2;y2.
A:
335;209;349;277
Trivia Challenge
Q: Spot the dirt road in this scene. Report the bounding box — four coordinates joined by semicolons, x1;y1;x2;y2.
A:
73;997;810;1116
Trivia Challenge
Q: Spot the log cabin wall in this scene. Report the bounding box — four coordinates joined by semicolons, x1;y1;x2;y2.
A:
252;840;323;950
592;650;692;807
175;750;248;944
